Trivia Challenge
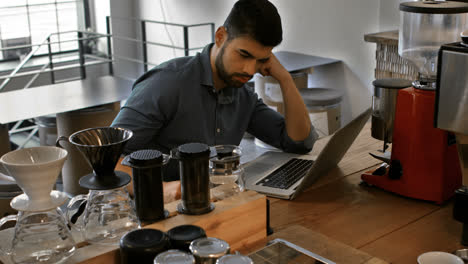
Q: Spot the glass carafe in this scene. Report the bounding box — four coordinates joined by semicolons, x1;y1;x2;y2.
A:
0;208;75;264
0;146;76;264
56;127;139;244
67;186;138;245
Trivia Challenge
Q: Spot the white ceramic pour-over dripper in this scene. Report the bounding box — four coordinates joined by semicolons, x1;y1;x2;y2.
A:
0;146;68;211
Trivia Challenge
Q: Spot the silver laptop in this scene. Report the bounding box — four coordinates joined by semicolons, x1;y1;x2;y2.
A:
244;108;371;200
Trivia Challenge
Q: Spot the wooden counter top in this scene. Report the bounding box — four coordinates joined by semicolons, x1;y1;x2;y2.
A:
0;122;463;264
266;121;464;264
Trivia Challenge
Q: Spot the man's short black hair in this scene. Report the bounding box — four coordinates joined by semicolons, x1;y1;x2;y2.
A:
223;0;283;47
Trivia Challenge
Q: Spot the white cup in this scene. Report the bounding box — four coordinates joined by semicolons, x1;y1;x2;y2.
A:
417;251;464;264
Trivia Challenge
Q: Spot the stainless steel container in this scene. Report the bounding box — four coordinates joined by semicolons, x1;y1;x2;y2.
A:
189;237;230;264
371;78;412;143
154;249;195;264
216;254;253;264
435;42;468;135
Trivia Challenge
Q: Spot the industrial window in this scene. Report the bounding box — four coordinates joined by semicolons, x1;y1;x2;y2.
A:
0;0;84;61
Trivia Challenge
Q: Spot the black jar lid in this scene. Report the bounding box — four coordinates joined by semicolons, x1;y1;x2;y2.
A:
400;1;468;14
167;225;207;252
372;78;413;89
216;146;234;159
178;143;210;159
129;149;163;166
119;228;169;255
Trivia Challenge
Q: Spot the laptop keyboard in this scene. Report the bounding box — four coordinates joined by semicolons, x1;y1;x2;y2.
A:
256;158;314;190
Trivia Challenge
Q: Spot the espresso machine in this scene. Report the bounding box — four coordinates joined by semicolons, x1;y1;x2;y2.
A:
436;31;468;244
362;1;468;204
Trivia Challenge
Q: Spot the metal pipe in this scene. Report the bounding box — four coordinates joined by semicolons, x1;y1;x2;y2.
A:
9;125;38;135
24;63;50;89
47;37;55;84
0;60;111;80
141;21;148;72
0;33;53;91
18;127;39;149
77;31;86;79
112;54;157;67
109;16;214;28
183;26;189;56
106;16;114;75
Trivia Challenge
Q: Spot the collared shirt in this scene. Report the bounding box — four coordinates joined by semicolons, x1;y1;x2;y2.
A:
112;43;318;180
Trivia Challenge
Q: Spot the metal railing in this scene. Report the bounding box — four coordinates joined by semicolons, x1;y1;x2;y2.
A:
0;17;215;149
106;16;215;72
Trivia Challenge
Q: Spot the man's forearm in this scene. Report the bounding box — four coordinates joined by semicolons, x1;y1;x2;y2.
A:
279;77;311;141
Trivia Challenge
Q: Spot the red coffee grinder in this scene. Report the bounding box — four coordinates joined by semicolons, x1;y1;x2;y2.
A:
361;1;468;204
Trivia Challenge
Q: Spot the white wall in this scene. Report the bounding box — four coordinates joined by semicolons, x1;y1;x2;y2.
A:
102;0;404;124
379;0;401;31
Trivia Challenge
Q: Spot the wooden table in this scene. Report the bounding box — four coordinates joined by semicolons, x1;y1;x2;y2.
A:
259;122;464;264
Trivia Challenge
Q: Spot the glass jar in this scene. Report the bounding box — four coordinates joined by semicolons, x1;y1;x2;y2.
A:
189;237;230;264
154;249;195;264
209;145;244;194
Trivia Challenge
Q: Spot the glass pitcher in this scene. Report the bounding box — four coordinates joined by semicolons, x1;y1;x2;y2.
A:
0;207;75;264
67;186;138;245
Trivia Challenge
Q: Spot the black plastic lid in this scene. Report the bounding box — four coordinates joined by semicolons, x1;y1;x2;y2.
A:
216;147;234;159
129;149;163;166
372;78;413;89
119;229;169;254
400;1;468;14
178;143;210;159
167;225;207;252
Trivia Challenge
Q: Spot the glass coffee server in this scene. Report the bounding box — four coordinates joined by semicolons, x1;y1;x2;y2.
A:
57;127;138;245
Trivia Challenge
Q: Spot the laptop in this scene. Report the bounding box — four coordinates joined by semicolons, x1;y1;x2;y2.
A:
244;108;371;200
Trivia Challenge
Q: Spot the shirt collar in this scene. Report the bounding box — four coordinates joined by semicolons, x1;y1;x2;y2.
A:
200;43;214;87
199;43;237;105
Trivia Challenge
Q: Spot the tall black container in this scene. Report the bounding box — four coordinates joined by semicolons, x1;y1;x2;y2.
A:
122;149;168;224
172;143;214;215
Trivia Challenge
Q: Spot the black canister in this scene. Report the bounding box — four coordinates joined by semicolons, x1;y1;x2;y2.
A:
167;225;207;252
122;149;169;224
173;143;214;215
120;228;170;264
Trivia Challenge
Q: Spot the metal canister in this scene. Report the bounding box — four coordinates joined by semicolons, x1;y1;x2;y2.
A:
189;237;230;264
154;249;195;264
216;254;253;264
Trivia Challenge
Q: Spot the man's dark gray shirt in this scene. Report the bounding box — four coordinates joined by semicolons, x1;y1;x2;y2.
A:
112;44;317;180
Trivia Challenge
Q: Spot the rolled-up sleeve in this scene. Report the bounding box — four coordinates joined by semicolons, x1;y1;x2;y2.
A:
246;95;318;154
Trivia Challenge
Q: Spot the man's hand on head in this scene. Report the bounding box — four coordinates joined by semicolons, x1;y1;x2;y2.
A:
258;54;292;85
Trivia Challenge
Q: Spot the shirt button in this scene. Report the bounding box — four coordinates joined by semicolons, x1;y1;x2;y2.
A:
217;128;221;133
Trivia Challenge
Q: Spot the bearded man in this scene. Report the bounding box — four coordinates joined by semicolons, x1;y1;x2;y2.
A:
111;0;318;199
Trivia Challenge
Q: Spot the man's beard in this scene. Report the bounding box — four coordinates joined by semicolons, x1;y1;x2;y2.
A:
215;44;252;88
